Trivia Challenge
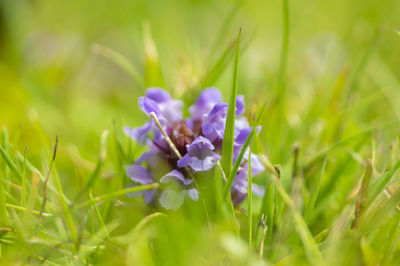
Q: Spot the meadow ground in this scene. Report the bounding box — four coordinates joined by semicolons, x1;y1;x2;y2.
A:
1;0;400;265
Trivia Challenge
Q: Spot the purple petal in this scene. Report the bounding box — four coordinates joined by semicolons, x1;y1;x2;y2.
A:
125;165;153;184
187;136;215;152
158;99;183;122
138;97;160;116
136;150;160;170
235;127;252;146
123;122;152;144
201;123;219;142
246;153;265;176
160;170;193;186
232;168;248;193
252;184;265;197
208;102;228;117
177;154;191;168
186;188;199;201
230;168;265;205
189;87;222;120
188;153;220;172
182;136;221;172
144;190;157;203
202;103;228;141
236;95;245;116
145;87;171;103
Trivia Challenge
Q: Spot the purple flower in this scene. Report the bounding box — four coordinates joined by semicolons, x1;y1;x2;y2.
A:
124;87;266;209
177;136;221;172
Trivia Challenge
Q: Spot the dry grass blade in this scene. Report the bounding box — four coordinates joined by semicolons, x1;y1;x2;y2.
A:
353;159;372;229
38;136;58;219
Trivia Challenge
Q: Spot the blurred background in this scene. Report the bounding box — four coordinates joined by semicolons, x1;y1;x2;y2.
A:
0;0;399;162
1;1;400;264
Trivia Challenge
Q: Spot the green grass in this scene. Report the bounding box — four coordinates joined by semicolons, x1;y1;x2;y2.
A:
1;0;400;265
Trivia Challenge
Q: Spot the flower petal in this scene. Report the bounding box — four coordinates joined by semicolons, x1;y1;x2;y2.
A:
186;188;199;201
177;154;191;168
236;95;245;116
158;99;183;122
144;190;157;203
160;170;193;186
232;168;248;193
124;165;153;184
123;122;152;144
202;102;228;141
246;153;265;176
187;136;215;152
145;87;171;103
252;184;265;197
138;97;160;116
159;186;186;210
235;127;252;146
189;87;222;120
188;153;220;172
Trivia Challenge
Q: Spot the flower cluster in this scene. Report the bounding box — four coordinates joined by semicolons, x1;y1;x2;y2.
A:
124;87;265;210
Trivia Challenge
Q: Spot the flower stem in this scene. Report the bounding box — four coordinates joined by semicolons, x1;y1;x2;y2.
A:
149;112;182;160
248;145;253;247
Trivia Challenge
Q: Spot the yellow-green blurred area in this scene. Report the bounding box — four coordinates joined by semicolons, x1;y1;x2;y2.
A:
3;1;400;264
0;0;399;160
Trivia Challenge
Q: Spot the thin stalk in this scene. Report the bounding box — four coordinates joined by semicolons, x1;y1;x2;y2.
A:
39;136;58;219
248;145;253;247
72;183;159;210
6;203;51;217
89;191;110;241
353;159;372;229
20;147;27;207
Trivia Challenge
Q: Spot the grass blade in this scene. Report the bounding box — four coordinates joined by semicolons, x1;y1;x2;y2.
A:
0;128;9;226
200;40;236;89
271;174;325;265
353;159;372;229
359;187;400;235
92;44;144;87
89;191;110;241
303;157;326;223
367;159;400;205
221;28;242;178
72;183;159;210
0;146;23;182
223;103;266;200
74;130;109;201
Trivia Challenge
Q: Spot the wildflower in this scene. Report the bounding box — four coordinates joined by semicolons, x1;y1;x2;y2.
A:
124;87;265;209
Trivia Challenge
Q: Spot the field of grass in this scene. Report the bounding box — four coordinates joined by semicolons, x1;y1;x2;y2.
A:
1;0;400;265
